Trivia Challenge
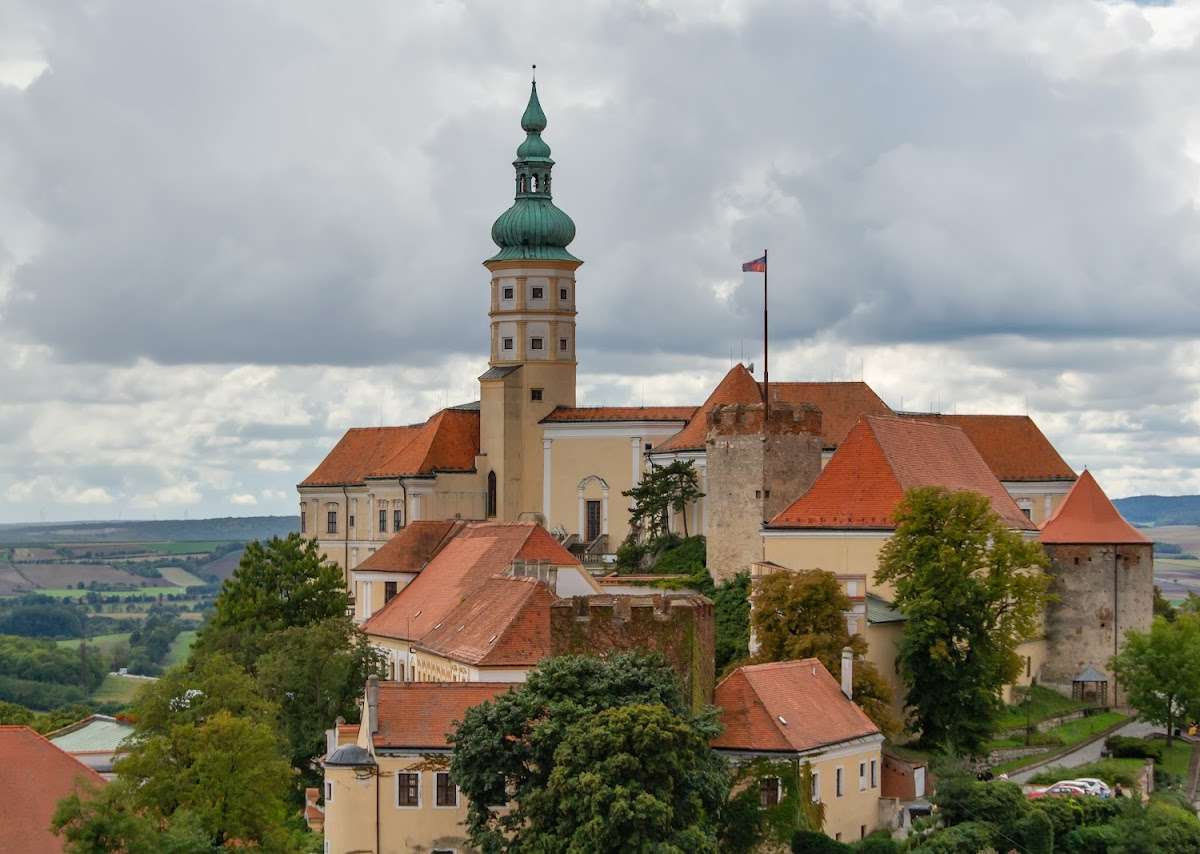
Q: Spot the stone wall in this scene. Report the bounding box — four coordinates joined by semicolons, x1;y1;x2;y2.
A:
704;402;823;582
1039;542;1154;706
550;593;715;710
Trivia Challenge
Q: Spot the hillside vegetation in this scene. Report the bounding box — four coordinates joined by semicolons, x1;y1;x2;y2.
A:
0;515;297;545
1113;494;1200;526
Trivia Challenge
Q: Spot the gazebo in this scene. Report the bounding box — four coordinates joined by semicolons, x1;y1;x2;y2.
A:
1072;665;1109;707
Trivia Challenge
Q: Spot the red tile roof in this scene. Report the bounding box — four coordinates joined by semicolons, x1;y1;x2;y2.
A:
299;409;479;487
0;726;107;853
354;520;464;573
769;415;1036;530
417;576;556;667
767;382;893;448
898;414;1075;482
655;364;764;452
1039;470;1150;545
711;660;879;753
374;682;512;749
363;522;578;642
542;406;697;423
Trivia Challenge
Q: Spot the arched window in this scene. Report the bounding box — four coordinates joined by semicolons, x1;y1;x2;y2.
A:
531;175;538;192
487;471;497;518
519;176;527;193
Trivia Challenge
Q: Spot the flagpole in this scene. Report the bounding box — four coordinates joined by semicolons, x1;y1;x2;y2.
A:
763;248;769;420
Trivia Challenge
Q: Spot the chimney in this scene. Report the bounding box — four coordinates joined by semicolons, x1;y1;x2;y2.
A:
366;676;380;735
325;715;345;755
841;647;853;700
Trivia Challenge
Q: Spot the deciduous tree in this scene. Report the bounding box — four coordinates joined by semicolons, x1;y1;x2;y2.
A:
875;487;1050;754
1110;613;1200;746
624;460;705;540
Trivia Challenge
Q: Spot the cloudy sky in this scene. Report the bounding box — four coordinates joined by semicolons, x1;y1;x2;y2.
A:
1;0;1198;522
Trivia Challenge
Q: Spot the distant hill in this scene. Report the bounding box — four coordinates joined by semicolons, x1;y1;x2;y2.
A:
1112;496;1200;527
0;516;298;545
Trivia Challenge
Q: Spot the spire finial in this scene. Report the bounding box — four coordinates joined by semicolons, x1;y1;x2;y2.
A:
532;64;536;83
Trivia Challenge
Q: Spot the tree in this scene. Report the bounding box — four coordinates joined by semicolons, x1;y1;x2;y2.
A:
876;487;1051;754
1110;613;1200;746
53;783;215;854
255;616;387;775
1153;585;1176;622
194;534;347;667
523;703;726;852
450;652;722;852
750;570;900;736
624;460;705;540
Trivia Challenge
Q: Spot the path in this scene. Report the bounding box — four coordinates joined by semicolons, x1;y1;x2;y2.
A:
1010;719;1159;784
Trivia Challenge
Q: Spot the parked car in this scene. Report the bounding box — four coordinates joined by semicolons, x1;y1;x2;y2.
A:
1067;778;1112;798
1028;782;1089;799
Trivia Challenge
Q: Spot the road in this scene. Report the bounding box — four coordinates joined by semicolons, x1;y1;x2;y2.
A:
1010;719;1160;784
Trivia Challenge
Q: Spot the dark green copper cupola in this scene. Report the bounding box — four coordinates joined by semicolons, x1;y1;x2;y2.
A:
488;74;579;263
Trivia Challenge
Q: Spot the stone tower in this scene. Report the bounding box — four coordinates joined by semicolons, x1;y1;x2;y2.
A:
705;402;823;581
1037;470;1153;706
479;73;582;522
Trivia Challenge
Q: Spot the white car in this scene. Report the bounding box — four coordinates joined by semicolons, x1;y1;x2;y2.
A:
1060;778;1111;798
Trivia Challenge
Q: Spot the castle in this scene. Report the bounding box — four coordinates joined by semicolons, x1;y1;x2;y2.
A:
299;78;1152;705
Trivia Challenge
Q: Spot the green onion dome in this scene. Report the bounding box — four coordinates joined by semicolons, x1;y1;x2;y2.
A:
488;77;579;263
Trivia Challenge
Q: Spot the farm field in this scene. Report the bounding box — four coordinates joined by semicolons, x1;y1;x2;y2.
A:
158;566;207;587
91;673;153;705
165;630;198;668
35;586;188;599
15;563;164;589
142;541;230;555
55;631;132;654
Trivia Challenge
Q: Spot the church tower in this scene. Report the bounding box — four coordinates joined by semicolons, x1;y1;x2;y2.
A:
479;73;582;522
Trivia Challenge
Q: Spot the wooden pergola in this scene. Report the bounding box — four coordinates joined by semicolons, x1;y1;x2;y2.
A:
1072;665;1109;707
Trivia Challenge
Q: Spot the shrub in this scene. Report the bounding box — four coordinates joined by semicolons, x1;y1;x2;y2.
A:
854;832;900;853
1106;735;1164;761
915;821;995;854
932;776;1026;827
1006;808;1053;854
791;829;852;853
653;535;707;575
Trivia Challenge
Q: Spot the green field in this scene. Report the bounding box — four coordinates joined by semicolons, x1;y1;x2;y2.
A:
142;541;229;555
998;684;1087;730
158;567;207;587
91;673;153;705
165;630;198;668
56;631;131;654
35;586;188;599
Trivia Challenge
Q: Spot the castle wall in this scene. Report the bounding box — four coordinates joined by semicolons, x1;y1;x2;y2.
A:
550;594;715;710
1039;543;1154;705
705;403;823;582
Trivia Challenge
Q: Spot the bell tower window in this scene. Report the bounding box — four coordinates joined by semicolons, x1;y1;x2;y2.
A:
487;471;497;518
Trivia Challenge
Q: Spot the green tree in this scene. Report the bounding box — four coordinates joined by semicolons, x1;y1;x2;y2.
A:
875;487;1051;754
750;570;900;736
624;460;705;540
449;652;721;852
1153;585;1176;622
1110;613;1200;746
523;703;726;852
53;783;216;854
255;616;386;774
194;534;347;666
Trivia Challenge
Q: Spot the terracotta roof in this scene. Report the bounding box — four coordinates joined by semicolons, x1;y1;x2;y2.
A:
1039;470;1150;545
654;365;894;453
542;406;696;424
299;408;479;487
354;520;464;573
0;726;107;853
655;364;764;452
767;382;893;448
363;522;579;641
417;576;556;667
711;660;879;753
374;682;512;749
769;415;1036;530
898;413;1075;482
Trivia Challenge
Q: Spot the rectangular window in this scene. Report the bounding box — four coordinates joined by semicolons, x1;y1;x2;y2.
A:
870;759;878;788
300;512;306;534
859;762;867;791
436;772;458;807
379;509;387;533
502;286;513;300
326;511;337;534
324;780;333;802
502;337;513;350
861;825;867;840
385;581;397;603
560;287;568;301
1022;507;1033;519
348;514;355;530
811;771;821;803
393;509;402;531
559;337;568;351
836;767;844;797
530;337;543;350
397;773;419;807
531;388;543;401
532;286;544;299
759;777;780;807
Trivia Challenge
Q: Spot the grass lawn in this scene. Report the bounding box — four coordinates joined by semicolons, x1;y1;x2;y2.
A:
56;631;131;654
36;586;188;599
91;673;152;705
1158;739;1194;779
142;541;229;555
989;712;1130;774
165;630;197;668
158;566;207;587
997;684;1087;731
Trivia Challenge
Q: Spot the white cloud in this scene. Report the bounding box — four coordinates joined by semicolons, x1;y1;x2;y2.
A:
230;494;258;507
